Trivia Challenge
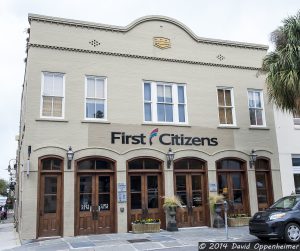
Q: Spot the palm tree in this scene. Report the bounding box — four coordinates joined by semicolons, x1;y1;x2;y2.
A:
262;11;300;114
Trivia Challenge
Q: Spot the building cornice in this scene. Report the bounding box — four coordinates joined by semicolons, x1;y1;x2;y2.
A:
28;14;268;51
28;43;261;71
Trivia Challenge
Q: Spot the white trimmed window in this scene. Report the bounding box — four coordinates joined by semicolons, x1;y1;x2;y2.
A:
217;87;236;125
41;72;64;118
248;89;266;126
292;154;300;194
293;112;300;126
143;82;187;124
85;76;107;120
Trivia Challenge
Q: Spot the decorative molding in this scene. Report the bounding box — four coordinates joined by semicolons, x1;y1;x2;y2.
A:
28;14;268;51
153;37;171;49
89;39;100;47
28;43;262;71
216;54;225;61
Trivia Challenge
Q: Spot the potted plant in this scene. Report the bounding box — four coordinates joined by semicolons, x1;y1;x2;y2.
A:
227;213;251;227
163;195;182;231
131;218;161;233
209;194;225;228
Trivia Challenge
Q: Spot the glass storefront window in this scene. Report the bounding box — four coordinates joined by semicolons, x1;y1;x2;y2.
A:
294;174;300;194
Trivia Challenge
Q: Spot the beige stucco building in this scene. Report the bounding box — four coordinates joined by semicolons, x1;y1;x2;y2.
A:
16;13;282;240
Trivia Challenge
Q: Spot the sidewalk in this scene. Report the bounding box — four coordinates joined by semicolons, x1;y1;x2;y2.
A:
0;222;20;251
3;226;258;251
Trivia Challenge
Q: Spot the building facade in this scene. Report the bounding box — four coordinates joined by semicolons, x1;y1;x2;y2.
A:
17;14;282;240
274;110;300;196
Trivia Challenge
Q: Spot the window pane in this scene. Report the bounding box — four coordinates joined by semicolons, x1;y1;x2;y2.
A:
147;176;158;209
157;85;164;102
192;192;202;206
178;86;185;103
44;177;57;194
80;176;92;193
178;104;185;122
42;159;52;170
144;159;160;169
42;96;52;116
144;103;152;121
233;190;243;204
78;160;94;170
225;90;232;106
192;175;201;190
218;174;227;194
87;78;95;97
44;195;57;213
95;79;104;98
80;194;91;211
95;160;111;169
255;92;261;108
293;158;300;166
52;159;62;170
86;101;95;118
257;190;267;203
130;176;141;192
53;75;63;97
131;193;141;209
256;174;266;189
294;174;300;194
128;159;143;169
226;108;233;124
165;86;172;103
232;174;241;189
248;91;255;108
144;83;151;101
95;101;104;118
44;74;53;96
174;160;188;169
219;108;226;124
249;108;256;125
217;89;224;106
157;103;165;121
53;97;62;117
256;110;263;125
189;159;205;169
99;194;110;210
165;104;173;122
176;176;186;191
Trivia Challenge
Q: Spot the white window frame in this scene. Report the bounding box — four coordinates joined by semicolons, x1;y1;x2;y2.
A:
216;86;236;126
40;71;65;119
84;75;107;121
143;81;188;125
247;89;266;127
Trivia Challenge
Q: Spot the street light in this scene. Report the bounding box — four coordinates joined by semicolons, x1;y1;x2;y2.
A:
166;148;175;169
67;146;74;169
249;149;258;168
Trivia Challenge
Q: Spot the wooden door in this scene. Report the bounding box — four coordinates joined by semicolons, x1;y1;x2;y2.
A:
217;172;248;214
256;172;273;211
38;174;62;237
77;174;114;235
175;173;206;227
128;174;163;230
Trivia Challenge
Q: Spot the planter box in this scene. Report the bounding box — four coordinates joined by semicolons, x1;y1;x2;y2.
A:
132;223;160;233
228;217;251;227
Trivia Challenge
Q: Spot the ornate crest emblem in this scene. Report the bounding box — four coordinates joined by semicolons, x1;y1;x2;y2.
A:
153;37;171;49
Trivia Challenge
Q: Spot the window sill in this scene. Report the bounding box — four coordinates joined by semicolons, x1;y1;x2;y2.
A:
249;126;270;130
36;118;68;122
217;126;240;129
81;120;111;124
142;122;191;127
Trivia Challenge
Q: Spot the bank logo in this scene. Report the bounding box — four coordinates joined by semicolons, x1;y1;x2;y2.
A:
149;128;158;145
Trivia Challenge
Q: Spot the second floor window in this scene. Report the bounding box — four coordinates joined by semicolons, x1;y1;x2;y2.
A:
41;72;64;118
144;82;187;124
85;76;107;120
217;87;235;125
248;89;265;126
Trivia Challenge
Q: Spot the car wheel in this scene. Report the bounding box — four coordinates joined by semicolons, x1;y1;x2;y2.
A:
257;236;270;241
285;223;300;243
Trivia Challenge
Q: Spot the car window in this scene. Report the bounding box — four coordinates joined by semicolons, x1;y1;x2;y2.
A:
270;196;300;209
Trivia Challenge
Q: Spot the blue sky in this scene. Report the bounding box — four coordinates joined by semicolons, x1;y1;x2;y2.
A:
0;0;299;180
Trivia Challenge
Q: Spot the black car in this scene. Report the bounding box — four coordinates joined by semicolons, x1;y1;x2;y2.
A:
249;195;300;243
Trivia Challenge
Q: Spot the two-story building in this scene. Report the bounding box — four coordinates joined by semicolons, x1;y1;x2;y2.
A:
16;13;282;240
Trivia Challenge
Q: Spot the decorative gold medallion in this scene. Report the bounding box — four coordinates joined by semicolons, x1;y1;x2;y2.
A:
153;37;171;49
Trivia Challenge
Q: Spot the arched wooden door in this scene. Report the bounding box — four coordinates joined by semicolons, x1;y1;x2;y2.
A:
255;158;274;211
174;158;209;227
75;158;116;235
127;158;165;231
38;157;63;238
216;158;250;215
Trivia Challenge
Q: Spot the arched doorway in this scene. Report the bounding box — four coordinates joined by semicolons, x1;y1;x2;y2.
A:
75;157;116;235
127;157;164;231
255;158;274;211
216;158;249;215
37;157;63;238
174;158;209;227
